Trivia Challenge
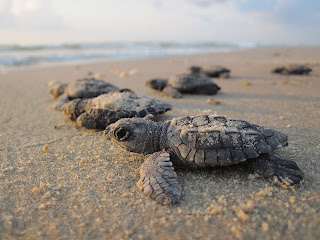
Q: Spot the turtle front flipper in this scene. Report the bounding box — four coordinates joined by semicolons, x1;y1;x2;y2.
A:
76;108;134;129
246;154;304;185
138;152;181;205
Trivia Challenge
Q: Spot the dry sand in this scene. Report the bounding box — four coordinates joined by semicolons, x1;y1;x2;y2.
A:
0;46;320;240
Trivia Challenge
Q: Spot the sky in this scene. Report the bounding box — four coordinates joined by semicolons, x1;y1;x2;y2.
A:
0;0;319;45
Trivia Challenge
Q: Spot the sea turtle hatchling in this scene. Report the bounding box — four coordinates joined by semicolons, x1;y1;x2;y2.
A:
272;65;312;75
49;77;119;110
188;65;231;78
62;91;172;129
105;114;304;205
146;73;220;98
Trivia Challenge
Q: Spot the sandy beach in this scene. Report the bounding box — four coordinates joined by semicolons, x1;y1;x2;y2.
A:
1;46;320;239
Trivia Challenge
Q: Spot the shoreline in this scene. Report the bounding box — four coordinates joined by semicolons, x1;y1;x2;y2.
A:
0;47;240;73
0;40;248;73
2;45;318;73
0;46;320;239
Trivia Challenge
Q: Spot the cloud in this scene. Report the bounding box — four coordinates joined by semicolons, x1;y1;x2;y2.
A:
151;0;228;9
231;0;320;44
11;0;42;16
0;0;67;30
0;0;319;45
233;0;320;27
272;0;320;26
187;0;228;7
153;0;163;9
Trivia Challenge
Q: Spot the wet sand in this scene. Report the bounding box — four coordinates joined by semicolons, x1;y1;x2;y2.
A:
0;46;320;239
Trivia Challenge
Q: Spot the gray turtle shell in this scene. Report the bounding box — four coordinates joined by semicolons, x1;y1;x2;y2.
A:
201;65;230;78
272;65;312;75
65;78;119;98
165;115;288;166
189;65;230;78
63;91;172;122
86;91;172;116
167;73;217;92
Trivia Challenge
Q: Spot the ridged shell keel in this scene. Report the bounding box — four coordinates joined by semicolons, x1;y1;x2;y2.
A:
166;115;289;167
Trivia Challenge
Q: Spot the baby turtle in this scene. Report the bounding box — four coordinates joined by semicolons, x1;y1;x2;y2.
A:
49;77;119;110
188;65;231;78
146;73;220;98
105;114;304;205
272;65;312;75
62;91;172;129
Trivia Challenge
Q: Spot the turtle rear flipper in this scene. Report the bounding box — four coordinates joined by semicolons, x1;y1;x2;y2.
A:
76;108;133;130
138;152;181;205
246;154;304;185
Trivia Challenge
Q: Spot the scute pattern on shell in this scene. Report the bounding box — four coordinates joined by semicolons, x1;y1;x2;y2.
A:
188;65;231;78
90;91;172;116
62;91;173;129
272;65;312;75
66;78;119;98
167;73;215;92
166;115;288;166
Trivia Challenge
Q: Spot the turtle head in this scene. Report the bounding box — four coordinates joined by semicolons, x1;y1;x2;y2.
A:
145;78;168;91
105;118;157;154
62;99;81;121
49;81;67;99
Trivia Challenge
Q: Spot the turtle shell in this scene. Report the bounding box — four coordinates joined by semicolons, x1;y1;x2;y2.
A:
166;115;288;166
272;65;312;75
201;66;230;78
87;91;172;117
167;73;220;94
66;78;119;99
188;65;230;78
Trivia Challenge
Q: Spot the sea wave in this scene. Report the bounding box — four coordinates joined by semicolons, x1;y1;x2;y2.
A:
0;41;255;70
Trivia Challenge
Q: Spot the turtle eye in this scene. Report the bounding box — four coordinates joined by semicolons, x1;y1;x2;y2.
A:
114;127;131;141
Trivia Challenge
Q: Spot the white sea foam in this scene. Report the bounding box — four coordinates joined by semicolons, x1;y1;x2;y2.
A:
0;41;256;70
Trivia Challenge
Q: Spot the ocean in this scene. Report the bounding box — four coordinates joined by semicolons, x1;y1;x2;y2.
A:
0;41;255;71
